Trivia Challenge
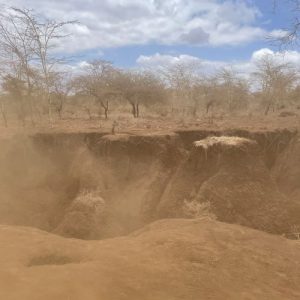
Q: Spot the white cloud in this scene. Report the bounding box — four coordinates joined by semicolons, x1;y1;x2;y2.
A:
209;25;265;46
6;0;267;53
137;48;300;78
137;53;202;68
251;48;300;65
251;48;275;61
268;29;289;40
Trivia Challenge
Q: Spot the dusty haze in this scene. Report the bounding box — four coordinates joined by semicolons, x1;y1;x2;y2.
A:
1;1;300;299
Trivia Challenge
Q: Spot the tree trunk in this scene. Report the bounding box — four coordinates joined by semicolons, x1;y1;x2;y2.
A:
100;100;109;120
47;93;53;124
58;109;62;120
131;103;139;118
0;99;7;127
57;97;63;120
206;102;212;114
17;98;26;127
104;106;108;119
264;103;271;115
85;107;92;120
26;84;35;127
28;96;35;126
131;103;136;118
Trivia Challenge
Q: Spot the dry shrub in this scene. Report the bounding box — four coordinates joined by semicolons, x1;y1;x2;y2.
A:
182;199;216;219
55;190;106;239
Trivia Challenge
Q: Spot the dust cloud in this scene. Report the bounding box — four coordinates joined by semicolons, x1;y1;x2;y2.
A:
0;130;300;299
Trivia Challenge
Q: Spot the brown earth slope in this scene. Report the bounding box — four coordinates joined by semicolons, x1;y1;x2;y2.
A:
156;136;292;234
273;135;300;226
0;218;300;300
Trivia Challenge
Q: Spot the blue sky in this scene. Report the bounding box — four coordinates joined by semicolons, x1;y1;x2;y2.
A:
82;1;294;67
5;0;300;71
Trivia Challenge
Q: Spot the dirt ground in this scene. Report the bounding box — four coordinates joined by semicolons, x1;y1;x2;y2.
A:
1;218;300;300
0;114;300;299
0;114;299;138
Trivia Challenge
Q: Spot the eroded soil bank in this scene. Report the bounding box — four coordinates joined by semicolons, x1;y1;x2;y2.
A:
0;128;299;239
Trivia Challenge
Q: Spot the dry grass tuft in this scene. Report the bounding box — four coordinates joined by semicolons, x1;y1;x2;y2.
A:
182;199;216;219
194;136;256;150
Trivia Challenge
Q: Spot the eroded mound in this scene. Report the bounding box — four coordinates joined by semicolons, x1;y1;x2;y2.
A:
157;135;292;234
54;190;106;239
0;219;300;300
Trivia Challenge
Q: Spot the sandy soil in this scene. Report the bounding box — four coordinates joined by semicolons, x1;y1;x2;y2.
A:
0;218;300;300
0;114;299;138
0;115;299;300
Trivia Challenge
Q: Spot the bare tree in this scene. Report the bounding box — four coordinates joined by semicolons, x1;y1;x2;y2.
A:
3;7;77;123
0;7;37;125
1;74;27;125
162;62;201;114
271;0;300;46
289;83;300;108
115;71;166;118
74;60;119;119
50;72;73;119
0;94;8;127
216;68;250;113
193;76;220;115
252;54;298;114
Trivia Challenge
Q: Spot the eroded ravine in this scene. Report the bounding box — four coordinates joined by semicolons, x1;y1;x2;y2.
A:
0;129;299;239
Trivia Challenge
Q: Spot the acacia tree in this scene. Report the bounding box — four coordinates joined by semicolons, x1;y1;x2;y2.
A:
11;8;77;123
116;71;166;118
216;68;250;113
1;75;27;125
161;61;202;116
253;54;298;114
192;76;220;115
0;94;7;127
74;60;120;119
289;84;300;107
0;7;37;125
50;72;73;119
0;7;76;124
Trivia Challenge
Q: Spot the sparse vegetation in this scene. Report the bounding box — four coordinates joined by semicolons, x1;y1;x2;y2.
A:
183;199;215;219
0;7;299;127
